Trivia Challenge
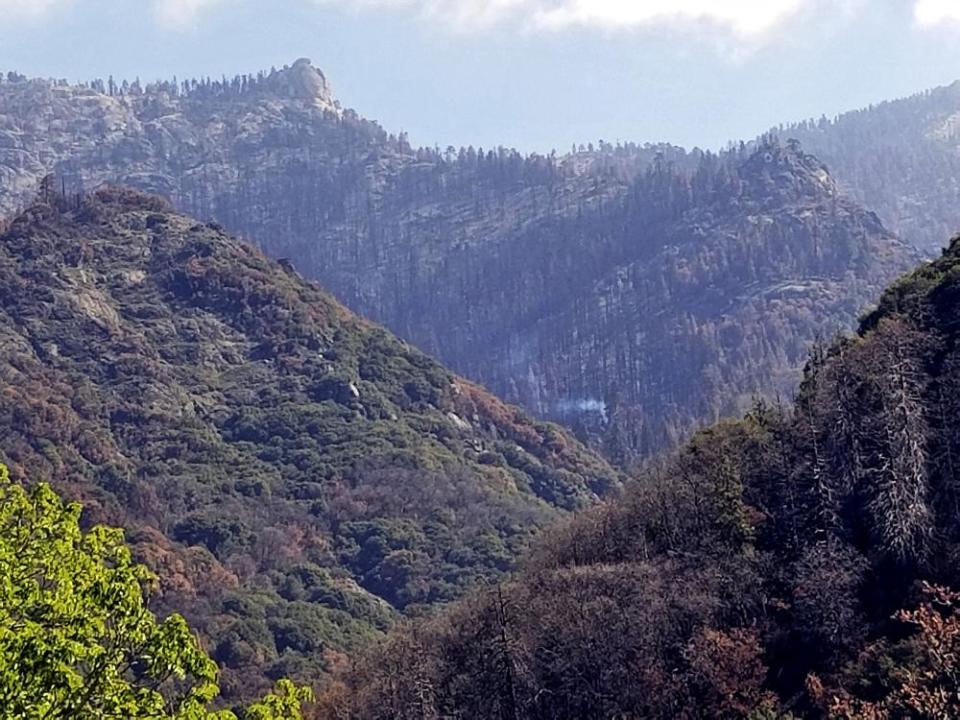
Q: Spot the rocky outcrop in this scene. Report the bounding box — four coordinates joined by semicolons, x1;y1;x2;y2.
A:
264;57;335;103
772;80;960;254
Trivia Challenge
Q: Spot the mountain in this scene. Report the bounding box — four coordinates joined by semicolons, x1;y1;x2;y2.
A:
315;228;960;719
0;188;618;699
0;63;916;458
773;80;960;254
421;142;915;458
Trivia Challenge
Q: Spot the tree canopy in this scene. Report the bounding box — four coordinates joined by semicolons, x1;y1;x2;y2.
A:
0;463;312;719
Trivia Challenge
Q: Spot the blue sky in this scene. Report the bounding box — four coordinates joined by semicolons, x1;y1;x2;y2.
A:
3;0;960;152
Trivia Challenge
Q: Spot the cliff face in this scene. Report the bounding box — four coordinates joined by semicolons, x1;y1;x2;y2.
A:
0;189;618;697
0;63;917;457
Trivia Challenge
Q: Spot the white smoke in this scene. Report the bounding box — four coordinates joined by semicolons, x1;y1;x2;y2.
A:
555;398;608;423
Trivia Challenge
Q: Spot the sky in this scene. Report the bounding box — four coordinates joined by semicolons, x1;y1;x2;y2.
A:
3;0;960;152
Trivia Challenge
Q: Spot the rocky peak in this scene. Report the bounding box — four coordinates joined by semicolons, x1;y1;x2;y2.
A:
739;139;837;203
262;57;336;108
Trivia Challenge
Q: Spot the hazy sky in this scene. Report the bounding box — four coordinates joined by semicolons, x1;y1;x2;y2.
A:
4;0;960;152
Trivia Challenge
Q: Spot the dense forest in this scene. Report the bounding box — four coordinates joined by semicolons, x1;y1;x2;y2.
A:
313;226;960;718
0;61;917;458
0;187;617;700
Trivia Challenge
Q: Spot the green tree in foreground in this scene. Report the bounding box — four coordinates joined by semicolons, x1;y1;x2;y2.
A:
0;464;312;719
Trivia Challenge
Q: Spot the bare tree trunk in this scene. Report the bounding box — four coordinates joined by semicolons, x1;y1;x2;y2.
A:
869;320;932;562
411;633;439;720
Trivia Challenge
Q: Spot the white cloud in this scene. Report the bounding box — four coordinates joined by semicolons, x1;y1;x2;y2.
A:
914;0;960;26
312;0;817;36
0;0;918;42
0;0;222;30
311;0;528;28
153;0;225;30
0;0;64;22
534;0;808;37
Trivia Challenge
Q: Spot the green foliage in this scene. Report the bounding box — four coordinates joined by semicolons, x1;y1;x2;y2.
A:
0;191;619;699
173;514;252;557
0;464;310;719
244;680;314;720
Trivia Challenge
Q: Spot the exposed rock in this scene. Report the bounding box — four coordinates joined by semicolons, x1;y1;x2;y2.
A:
773;79;960;254
266;58;334;105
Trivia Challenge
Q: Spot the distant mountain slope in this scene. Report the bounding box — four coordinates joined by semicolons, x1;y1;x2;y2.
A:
316;227;960;720
773;80;960;254
0;188;618;699
436;142;915;457
0;63;916;457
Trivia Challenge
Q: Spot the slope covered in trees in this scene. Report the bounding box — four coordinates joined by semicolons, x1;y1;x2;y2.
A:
0;63;917;458
431;141;915;458
0;187;618;700
774;80;960;254
315;229;960;718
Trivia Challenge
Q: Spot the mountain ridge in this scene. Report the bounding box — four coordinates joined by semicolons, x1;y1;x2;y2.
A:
768;78;960;254
0;63;919;458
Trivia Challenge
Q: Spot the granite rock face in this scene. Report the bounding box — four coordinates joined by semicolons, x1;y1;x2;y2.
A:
0;63;918;457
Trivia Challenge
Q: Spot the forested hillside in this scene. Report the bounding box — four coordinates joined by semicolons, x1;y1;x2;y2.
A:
435;141;914;458
0;187;617;699
316;229;960;718
0;62;916;458
775;80;960;254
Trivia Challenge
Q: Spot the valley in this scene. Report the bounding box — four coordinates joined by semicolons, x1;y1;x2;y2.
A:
2;39;960;718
